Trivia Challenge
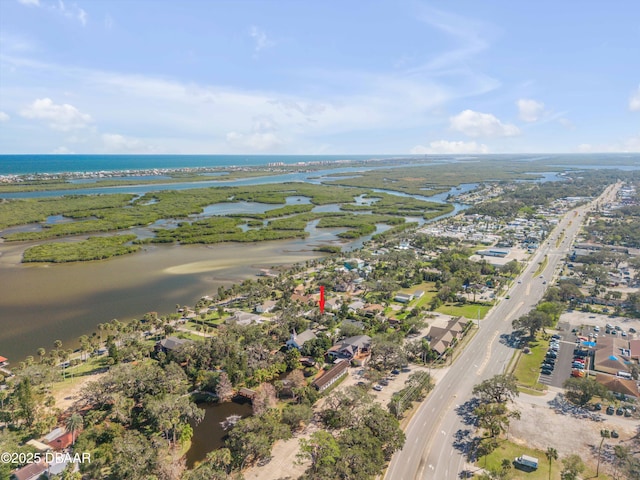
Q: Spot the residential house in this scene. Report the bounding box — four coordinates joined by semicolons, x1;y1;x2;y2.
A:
325;297;341;311
426;317;469;356
327;335;371;362
312;359;350;391
225;311;266;326
11;460;48;480
47;431;74;450
413;290;425;299
362;303;384;317
155;336;190;355
25;439;51;452
255;300;277;314
344;258;365;271
394;293;413;303
347;300;365;312
286;329;318;350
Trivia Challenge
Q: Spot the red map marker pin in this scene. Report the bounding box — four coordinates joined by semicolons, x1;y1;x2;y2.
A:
319;285;325;314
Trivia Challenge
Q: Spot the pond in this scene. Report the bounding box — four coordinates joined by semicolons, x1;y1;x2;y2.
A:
186;400;253;468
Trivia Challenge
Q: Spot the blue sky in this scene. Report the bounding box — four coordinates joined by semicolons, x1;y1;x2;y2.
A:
0;0;639;154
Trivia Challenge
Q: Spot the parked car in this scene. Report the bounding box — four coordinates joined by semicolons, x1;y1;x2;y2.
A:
606;406;615;415
611;430;619;438
551;334;561;340
373;385;383;391
594;403;602;411
594;326;600;332
616;407;625;415
571;369;585;377
541;368;553;375
629;327;637;333
379;379;389;386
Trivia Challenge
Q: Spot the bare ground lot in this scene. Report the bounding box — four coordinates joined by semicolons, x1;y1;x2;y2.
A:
509;388;639;478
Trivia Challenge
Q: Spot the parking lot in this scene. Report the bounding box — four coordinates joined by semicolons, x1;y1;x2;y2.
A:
537;334;575;388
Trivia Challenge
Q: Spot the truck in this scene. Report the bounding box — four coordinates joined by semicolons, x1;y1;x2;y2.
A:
514;455;539;469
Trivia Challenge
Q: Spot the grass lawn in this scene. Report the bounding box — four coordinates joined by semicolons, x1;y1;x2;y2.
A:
436;303;492;319
513;336;548;390
412;283;438;308
175;331;209;341
477;439;606;480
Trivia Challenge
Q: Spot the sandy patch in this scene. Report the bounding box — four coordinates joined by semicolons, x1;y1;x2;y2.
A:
53;372;107;412
510;390;638;474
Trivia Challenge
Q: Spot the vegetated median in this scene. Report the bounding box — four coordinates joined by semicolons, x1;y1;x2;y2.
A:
534;254;548;276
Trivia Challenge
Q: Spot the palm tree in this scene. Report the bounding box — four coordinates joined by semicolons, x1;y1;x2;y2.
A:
545;447;558;480
37;348;46;363
596;429;611;477
65;413;83;445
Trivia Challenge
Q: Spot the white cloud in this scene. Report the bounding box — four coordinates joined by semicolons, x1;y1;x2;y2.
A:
0;111;9;122
52;146;73;153
517;98;545;122
411;140;488;154
630;85;640;112
450;109;520;137
18;0;40;6
226;131;284;151
51;0;88;26
19;98;92;130
249;26;274;53
101;133;152;153
558;118;575;130
577;133;640;153
105;14;113;30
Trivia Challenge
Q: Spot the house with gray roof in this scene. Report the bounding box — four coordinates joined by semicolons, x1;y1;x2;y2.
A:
327;335;371;361
286;329;318;350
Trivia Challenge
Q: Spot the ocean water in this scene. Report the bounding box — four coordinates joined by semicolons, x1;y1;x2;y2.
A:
0;154;409;175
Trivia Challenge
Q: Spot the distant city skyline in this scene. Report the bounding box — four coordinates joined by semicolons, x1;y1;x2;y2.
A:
1;0;639;154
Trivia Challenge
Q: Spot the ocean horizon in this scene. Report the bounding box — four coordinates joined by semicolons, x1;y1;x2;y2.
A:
0;154;415;175
1;153;638;176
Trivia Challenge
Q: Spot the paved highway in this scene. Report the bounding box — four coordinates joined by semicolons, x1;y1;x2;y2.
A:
385;183;620;480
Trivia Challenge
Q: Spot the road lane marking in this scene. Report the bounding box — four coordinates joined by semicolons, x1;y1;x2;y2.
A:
476;330;499;376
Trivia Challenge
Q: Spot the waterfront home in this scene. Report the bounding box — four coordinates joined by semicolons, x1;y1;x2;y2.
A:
155;336;190;355
226;311;266;326
255;300;277;314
